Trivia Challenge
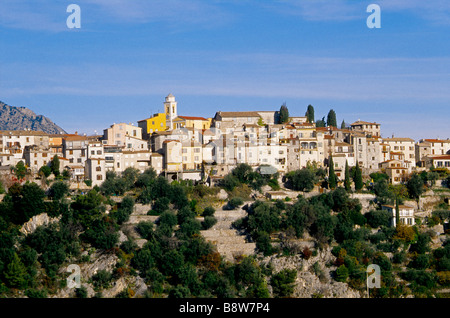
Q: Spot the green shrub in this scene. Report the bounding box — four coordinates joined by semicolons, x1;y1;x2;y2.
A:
202;216;217;230
335;264;349;282
365;210;391;228
136;221;154;240
227;197;244;210
202;206;215;217
270;268;297;297
25;288;48;298
75;286;88;298
92;270;113;289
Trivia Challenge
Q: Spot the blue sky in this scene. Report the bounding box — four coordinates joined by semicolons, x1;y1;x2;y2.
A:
1;0;449;140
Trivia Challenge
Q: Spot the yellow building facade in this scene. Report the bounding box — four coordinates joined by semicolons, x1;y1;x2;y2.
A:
138;113;167;139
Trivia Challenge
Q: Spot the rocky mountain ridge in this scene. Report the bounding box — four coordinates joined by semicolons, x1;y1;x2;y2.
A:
0;101;66;134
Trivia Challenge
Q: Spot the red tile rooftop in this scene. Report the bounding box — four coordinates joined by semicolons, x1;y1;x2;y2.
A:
424;139;450;143
178;115;208;121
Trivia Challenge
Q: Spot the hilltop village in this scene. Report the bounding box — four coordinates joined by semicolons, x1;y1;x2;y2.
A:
1;94;449;188
0;94;449;299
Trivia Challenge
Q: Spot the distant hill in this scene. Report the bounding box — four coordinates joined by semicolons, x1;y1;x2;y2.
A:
0;101;66;134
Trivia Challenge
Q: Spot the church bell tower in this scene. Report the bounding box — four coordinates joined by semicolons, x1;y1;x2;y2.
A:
164;93;178;130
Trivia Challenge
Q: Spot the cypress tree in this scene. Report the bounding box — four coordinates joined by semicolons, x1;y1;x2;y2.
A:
395;196;400;227
353;162;363;191
344;160;351;192
328;155;337;189
326;109;337;127
50;155;60;176
279;103;289;124
305;105;315;123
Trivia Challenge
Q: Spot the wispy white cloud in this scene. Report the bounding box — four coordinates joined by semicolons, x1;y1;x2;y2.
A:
259;0;450;25
0;0;66;31
0;0;235;31
2;0;449;32
85;0;233;26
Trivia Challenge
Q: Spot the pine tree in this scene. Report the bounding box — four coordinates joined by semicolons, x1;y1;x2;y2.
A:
4;252;28;289
341;119;346;129
305;105;315;123
353;162;363;191
328;155;337;189
344;160;351;192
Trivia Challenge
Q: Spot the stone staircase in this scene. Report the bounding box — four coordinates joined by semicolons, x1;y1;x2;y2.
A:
201;207;256;262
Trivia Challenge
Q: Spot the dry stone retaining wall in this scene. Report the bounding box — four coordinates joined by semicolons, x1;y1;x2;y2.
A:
200;206;256;262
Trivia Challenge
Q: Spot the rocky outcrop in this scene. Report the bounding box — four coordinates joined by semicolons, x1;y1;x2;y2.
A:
261;247;363;298
101;275;148;298
216;189;229;200
79;250;118;280
54;250;148;298
20;213;60;236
